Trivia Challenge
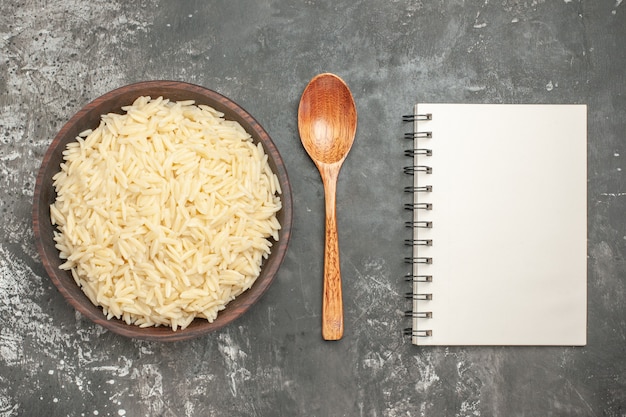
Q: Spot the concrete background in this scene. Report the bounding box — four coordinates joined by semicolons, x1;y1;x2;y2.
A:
1;0;625;416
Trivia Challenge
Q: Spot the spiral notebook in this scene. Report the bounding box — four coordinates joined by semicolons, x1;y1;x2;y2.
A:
404;103;587;346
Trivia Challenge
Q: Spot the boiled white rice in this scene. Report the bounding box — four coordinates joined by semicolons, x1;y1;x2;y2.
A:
50;96;282;330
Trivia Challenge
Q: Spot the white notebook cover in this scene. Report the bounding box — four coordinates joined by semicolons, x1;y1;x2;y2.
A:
410;103;587;346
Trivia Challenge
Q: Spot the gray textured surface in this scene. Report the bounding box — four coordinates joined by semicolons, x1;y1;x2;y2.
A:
1;0;625;416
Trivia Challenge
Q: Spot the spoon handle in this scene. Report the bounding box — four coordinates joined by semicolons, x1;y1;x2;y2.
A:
321;166;344;340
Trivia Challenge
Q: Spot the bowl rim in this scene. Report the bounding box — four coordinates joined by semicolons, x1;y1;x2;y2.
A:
32;80;293;341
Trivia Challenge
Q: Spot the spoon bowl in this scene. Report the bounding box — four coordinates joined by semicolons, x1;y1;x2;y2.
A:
298;75;357;165
298;73;357;340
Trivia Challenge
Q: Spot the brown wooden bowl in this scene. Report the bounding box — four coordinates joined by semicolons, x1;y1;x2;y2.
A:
32;80;293;341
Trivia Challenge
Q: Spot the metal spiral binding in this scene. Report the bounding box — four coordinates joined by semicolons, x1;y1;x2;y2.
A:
404;148;432;157
404;256;432;264
404;311;433;318
403;328;433;337
404;185;432;193
403;165;432;175
402;113;432;122
405;239;433;246
405;220;432;228
404;273;433;282
403;111;433;339
404;202;432;210
405;292;432;300
404;131;433;139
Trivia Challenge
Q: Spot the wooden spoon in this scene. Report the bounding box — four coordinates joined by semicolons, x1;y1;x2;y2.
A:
298;73;357;340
